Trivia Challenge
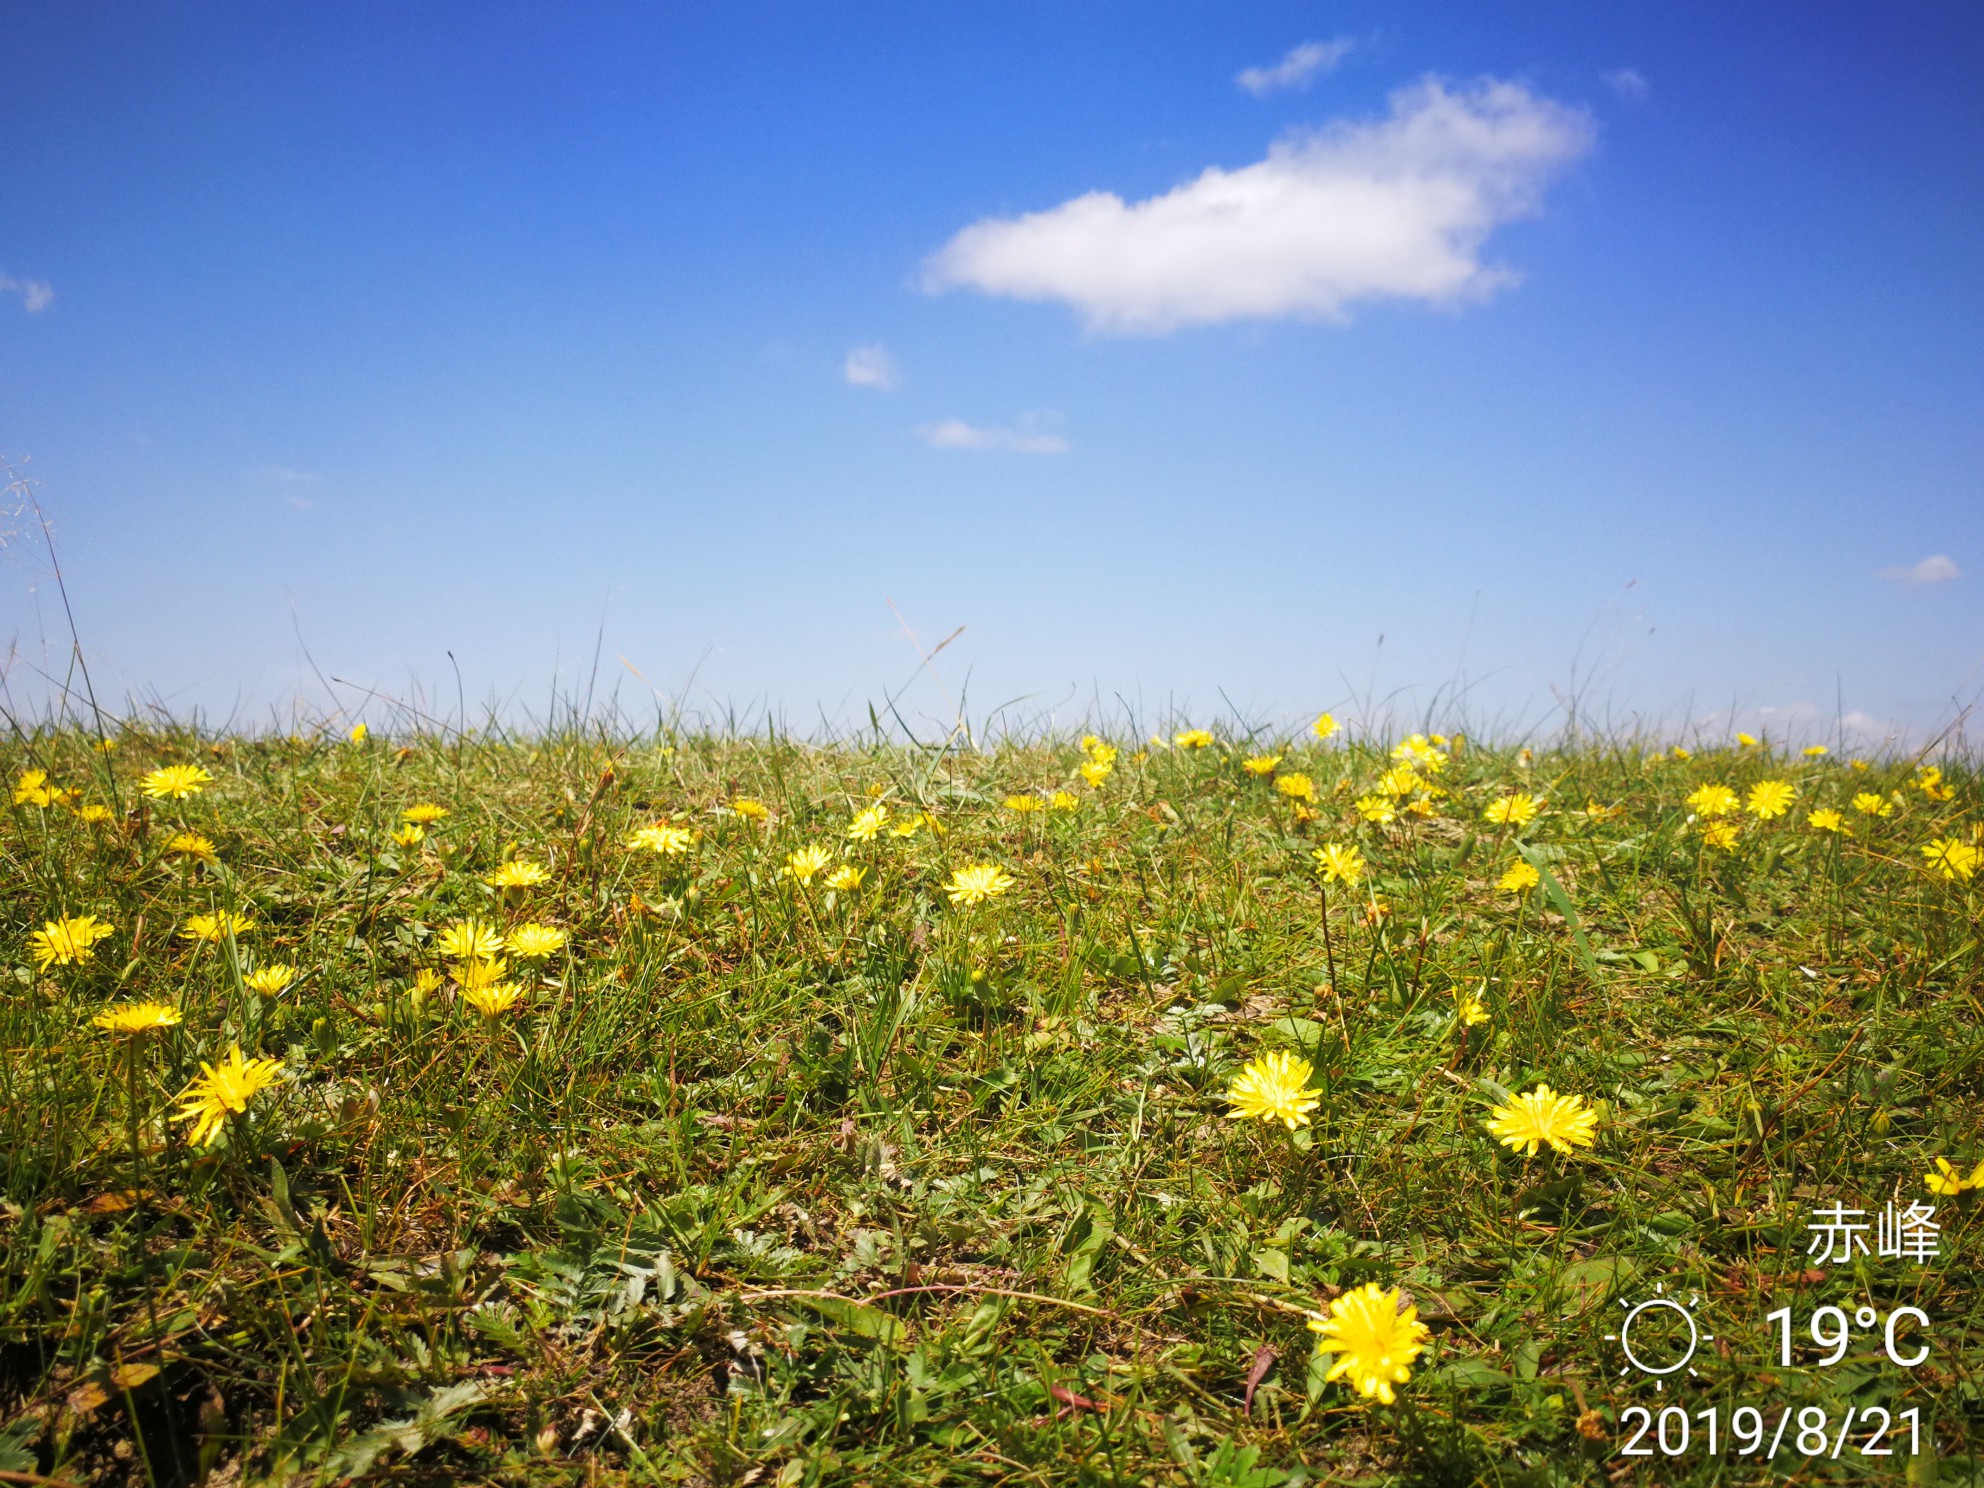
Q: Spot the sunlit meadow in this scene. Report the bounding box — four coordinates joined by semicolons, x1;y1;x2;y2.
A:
2;717;1980;1485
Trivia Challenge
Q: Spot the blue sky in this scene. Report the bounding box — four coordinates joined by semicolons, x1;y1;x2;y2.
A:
2;2;1980;742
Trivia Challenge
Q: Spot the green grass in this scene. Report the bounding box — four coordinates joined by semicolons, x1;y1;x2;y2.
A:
1;722;1979;1486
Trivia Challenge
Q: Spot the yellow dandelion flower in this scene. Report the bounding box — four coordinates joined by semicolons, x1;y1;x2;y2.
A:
1498;861;1540;895
1803;744;1829;758
1670;745;1692;760
455;956;508;990
1312;843;1365;885
1311;712;1339;741
1374;767;1420;799
824;864;866;892
1242;755;1281;777
1482;792;1542;826
78;803;115;824
625;822;696;855
1392;734;1448;773
1455;992;1488;1027
435;918;503;961
1736;732;1759;748
166;832;218;862
1746;779;1796;819
506;923;568;959
1173;729;1215;749
484;860;550;889
1807;808;1846;833
1701;819;1740;851
460;981;525;1019
944;863;1014;906
1581;800;1622;822
1684;783;1739;817
412;968;444;995
1275;772;1317;803
173;1045;284;1146
347;722;368;744
848;803;890;839
93;1001;182;1035
1924;1158;1972;1197
391;823;425;848
30;913;116;971
1223;1051;1321;1130
1485;1084;1599;1156
1917;766;1954;801
12;769;58;807
181;911;252;944
729;797;770;821
1354;795;1396;824
1077;758;1113;787
1306;1283;1431;1405
1003;795;1044;813
1050;790;1079;811
244;964;295;996
140;764;213;800
1404;796;1440;818
402;803;449;824
1921;837;1981;882
1851;791;1892;817
784;844;833;882
1081;737;1118;762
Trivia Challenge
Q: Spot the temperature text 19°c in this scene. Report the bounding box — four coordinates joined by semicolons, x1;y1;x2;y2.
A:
1620;1406;1923;1460
1765;1305;1930;1368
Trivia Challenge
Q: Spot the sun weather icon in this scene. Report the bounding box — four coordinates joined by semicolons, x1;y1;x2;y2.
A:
1606;1283;1711;1389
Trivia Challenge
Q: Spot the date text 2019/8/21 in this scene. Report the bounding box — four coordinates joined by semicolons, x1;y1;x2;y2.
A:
1619;1405;1922;1461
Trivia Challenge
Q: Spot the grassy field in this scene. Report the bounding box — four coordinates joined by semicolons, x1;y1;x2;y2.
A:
2;719;1979;1486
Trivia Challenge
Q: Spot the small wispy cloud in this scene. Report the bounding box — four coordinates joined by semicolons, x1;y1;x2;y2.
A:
1236;38;1355;97
1602;68;1650;102
1839;710;1899;742
844;344;898;391
1877;554;1961;587
253;465;322;486
919;414;1070;455
0;272;54;314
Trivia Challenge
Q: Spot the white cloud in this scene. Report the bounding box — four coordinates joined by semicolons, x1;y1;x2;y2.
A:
0;272;54;314
1839;710;1900;743
923;77;1594;334
919;414;1070;455
1878;555;1961;586
843;343;898;390
1236;38;1355;97
1603;68;1650;102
